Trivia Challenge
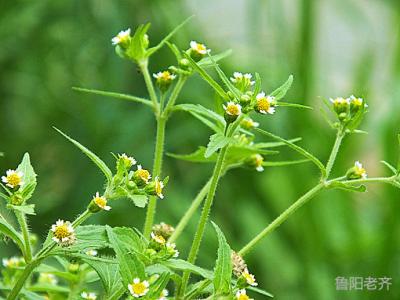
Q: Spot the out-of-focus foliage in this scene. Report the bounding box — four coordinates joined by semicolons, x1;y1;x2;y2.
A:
1;0;399;299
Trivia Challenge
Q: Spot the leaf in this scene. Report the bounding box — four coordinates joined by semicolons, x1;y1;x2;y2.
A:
0;191;10;201
380;161;397;175
16;153;37;201
161;259;213;279
212;222;232;295
263;159;310;167
72;87;153;108
270;75;293;100
328;181;367;193
28;284;70;294
168;147;218;163
147;16;193;56
8;204;36;215
54;127;113;184
126;23;151;60
255;128;326;176
106;226;146;287
146;273;170;300
255;137;302;148
278;102;313;110
248;286;274;298
183;53;228;99
346;101;367;131
81;258;125;300
198;49;233;68
127;194;148;208
397;133;400;172
0;214;25;252
205;133;231;158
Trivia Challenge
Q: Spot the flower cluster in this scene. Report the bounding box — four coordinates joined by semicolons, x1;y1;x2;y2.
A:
330;95;367;126
146;230;179;261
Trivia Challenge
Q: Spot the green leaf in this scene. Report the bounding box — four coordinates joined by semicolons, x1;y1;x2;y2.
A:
328;181;367;192
278;102;313;110
212;222;232;295
72;87;153;108
183;53;228;99
0;191;10;201
255;128;326;176
205;133;231;158
0;214;25;252
397;133;400;172
346;101;367;131
126;23;151;61
270;75;293;100
28;284;70;294
106;226;146;287
380;160;397;175
8;204;36;215
54;127;113;184
161;259;213;279
147;16;193;57
248;286;274;298
255;137;302;148
263;159;310;167
16;153;37;201
126;193;148;208
168;147;218;163
198;49;233;68
146;273;170;299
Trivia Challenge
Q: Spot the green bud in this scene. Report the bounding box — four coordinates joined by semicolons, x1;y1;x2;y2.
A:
10;194;23;206
68;263;80;274
178;58;190;70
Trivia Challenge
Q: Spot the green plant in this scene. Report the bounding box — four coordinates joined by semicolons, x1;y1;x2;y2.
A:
1;19;399;300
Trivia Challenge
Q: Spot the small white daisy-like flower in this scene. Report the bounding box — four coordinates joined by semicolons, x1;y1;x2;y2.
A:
255;92;276;114
330;97;350;106
236;289;253;300
2;169;24;188
85;249;98;257
154;177;165;199
242;269;258;286
51;219;76;247
354;161;367;179
119;153;137;167
81;292;97;300
38;273;58;285
111;28;131;46
2;257;24;268
241;118;259;130
92;192;111;211
153;71;176;82
223;101;242;116
159;289;169;300
151;232;166;245
135;165;151;184
128;278;150;298
166;242;179;258
190;41;210;55
230;72;255;87
253;154;264;172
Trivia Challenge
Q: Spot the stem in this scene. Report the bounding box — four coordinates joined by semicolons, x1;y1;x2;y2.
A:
325;130;345;179
139;60;159;114
338;176;399;186
238;183;325;257
168;179;212;243
7;259;41;300
15;211;32;263
143;116;167;237
72;209;92;227
163;76;187;118
180;135;230;294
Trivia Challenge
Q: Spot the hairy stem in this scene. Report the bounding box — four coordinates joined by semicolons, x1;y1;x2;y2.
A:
238;182;325;257
169;179;212;243
15;211;32;263
7;259;41;300
325;130;345;179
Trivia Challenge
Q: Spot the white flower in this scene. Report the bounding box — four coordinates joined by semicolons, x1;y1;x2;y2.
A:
159;289;169;300
255;92;276;114
151;232;166;245
236;289;253;300
111;28;131;45
38;273;58;285
349;95;368;108
242;269;258;286
119;153;137;167
81;292;97;300
354;161;367;179
128;278;150;298
254;154;264;172
51;219;76;247
223;101;242;116
85;249;98;257
135;165;151;184
230;72;255;86
2;257;24;268
2;169;24;188
92;192;111;211
153;71;176;81
190;41;210;55
166;242;179;258
155;177;165;199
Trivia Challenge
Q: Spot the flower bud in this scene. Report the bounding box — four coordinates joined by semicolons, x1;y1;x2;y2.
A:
188;41;210;62
330;97;349;120
111;29;131;49
133;165;151;187
246;154;264;172
346;161;367;180
230;72;255;91
10;194;23;205
152;222;175;239
145;177;165;199
179;58;191;70
241;118;259;130
68;263;80;274
153;71;176;92
240;94;252;107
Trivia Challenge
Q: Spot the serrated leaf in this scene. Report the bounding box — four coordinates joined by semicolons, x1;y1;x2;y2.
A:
106;226;146;287
8;204;35;215
161;259;213;279
127;194;148;208
54;127;113;184
16;153;37;201
168;147;218;163
380;161;397;175
205;133;231;158
212;222;232;295
255;128;326;176
270;75;293;100
72;87;153;108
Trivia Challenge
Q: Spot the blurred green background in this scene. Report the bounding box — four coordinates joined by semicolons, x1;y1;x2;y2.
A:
1;0;400;299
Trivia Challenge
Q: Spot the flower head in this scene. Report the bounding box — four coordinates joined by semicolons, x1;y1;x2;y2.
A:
330;97;350;117
152;222;175;239
354;161;367;179
246;154;264;172
236;289;253;300
155;177;165;199
232;251;248;277
153;71;176;92
189;41;210;61
51;220;76;247
151;232;166;245
159;289;169;300
2;257;24;268
255;92;276;114
241;269;258;286
230;72;255;91
38;273;58;285
134;165;151;185
81;292;97;300
128;278;150;298
118;153;137;168
166;242;179;258
349;95;367;115
241;118;259;130
223;101;242;116
111;28;131;46
92;192;111;211
2;169;24;189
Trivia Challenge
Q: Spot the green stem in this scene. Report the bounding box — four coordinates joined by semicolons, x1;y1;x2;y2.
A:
238;182;325;257
139;60;159;114
325;130;345;179
336;176;399;187
15;211;32;263
168;179;212;243
163;76;187;118
7;259;41;300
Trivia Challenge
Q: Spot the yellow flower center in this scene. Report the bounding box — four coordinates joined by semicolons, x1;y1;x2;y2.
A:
196;43;206;52
352;98;363;106
54;224;70;239
255;155;263;167
243;272;256;284
238;294;250;300
94;196;107;208
160;71;172;81
155;181;163;196
6;173;22;187
117;33;129;44
132;282;147;295
226;104;240;116
138;169;150;182
154;234;166;244
257;98;270;112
